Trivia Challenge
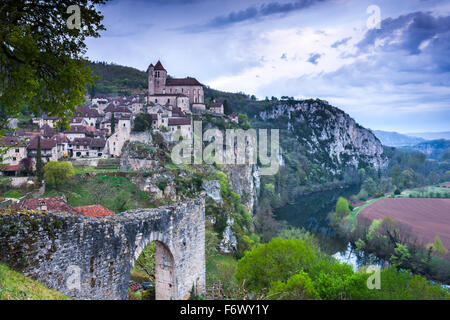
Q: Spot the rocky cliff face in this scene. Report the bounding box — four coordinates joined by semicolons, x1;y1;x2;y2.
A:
222;164;259;215
256;99;388;176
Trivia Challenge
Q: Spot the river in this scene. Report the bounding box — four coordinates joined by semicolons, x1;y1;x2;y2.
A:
274;185;385;271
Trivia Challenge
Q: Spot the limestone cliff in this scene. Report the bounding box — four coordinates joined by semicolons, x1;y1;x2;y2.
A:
255;99;388;177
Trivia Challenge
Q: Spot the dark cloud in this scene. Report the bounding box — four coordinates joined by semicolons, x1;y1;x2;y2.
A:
179;0;330;32
307;53;321;64
331;36;352;48
357;11;450;55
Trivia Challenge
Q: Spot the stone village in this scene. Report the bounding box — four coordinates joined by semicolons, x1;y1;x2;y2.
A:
1;60;237;177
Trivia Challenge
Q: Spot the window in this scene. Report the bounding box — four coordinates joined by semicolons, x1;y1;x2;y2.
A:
15;149;19;153
13;157;16;161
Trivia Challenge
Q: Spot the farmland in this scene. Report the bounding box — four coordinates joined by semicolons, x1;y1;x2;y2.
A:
357;198;450;252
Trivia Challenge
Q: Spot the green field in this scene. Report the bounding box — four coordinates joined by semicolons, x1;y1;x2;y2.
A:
0;264;69;300
347;197;385;230
43;175;154;213
400;184;450;198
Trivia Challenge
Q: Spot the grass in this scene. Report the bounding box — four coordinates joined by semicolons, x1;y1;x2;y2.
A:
400;185;450;198
43;175;154;213
347;197;385;230
2;189;24;199
0;264;70;300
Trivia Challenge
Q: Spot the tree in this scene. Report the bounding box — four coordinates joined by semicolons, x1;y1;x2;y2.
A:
362;177;377;196
19;157;34;175
334;197;350;219
429;236;446;257
133;113;152;132
134;242;155;281
238;113;251;130
111;112;116;134
36;136;44;186
223;99;232;115
234;238;318;292
0;1;107;126
44;161;74;187
268;271;318;300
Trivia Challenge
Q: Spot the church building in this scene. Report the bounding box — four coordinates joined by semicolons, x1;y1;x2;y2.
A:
147;61;205;112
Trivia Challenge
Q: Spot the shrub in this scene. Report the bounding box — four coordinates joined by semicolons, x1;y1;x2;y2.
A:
268;271;318;300
234;238;318;292
334;197;350;219
44;161;75;187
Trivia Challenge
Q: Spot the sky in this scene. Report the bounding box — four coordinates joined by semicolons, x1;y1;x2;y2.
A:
85;0;450;133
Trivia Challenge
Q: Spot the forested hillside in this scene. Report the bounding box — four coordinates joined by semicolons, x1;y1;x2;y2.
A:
87;61;148;96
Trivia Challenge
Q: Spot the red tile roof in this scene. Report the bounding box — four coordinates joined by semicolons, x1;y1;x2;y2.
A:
75;205;115;218
27;136;57;150
64;125;87;134
0;136;19;146
0;164;21;172
13;196;79;214
168;117;191;126
166;77;202;86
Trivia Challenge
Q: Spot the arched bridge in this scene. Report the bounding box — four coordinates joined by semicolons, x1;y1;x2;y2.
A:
0;197;205;300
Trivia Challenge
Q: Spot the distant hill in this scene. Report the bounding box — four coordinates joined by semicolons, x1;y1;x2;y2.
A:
406;139;450;160
373;130;426;147
87;61;147;96
406;131;450;140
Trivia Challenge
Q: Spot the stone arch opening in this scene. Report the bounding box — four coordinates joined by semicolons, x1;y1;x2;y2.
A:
130;239;175;300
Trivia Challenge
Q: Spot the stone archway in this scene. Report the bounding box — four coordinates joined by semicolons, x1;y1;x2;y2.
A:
155;241;175;300
131;235;176;300
0;197;206;300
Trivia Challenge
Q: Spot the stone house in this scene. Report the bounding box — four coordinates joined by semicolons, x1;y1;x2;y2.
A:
0;136;28;175
168;117;192;141
209;102;224;114
105;118;131;158
69;137;106;158
27;136;58;163
32;115;58;128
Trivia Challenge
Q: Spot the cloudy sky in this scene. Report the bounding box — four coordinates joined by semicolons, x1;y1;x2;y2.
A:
86;0;450;133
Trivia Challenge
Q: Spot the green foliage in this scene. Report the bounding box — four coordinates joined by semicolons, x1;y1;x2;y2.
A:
2;189;24;199
357;189;368;201
362;177;377;196
429;236;446;258
308;258;369;300
36;136;43;185
43;174;152;213
234;238;318;292
44;161;75;187
367;219;382;241
0;264;70;300
374;267;449;300
0;1;106;125
268;271;319;300
88;61;147;95
134;242;155;280
111;112;115;134
277;227;319;249
133;113;153;132
238;113;251;130
334;197;350;219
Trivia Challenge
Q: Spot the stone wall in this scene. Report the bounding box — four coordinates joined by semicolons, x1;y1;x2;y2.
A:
0;197;205;300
